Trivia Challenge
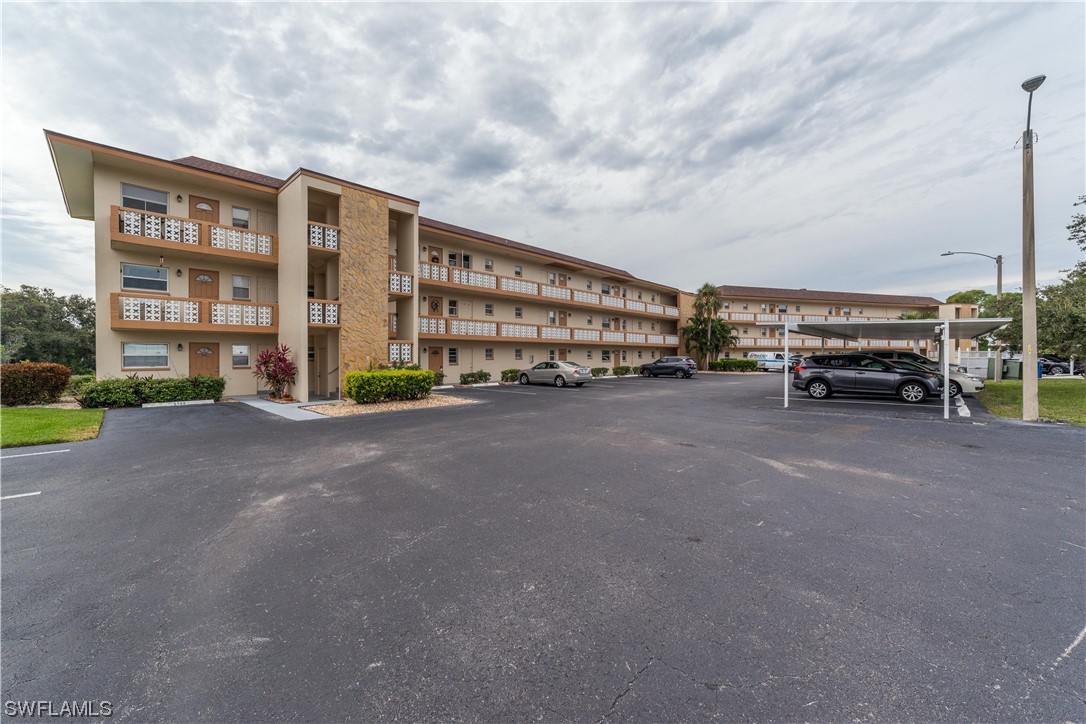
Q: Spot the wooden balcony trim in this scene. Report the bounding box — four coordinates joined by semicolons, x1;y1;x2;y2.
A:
109;292;279;333
307;220;341;231
111;205;279;265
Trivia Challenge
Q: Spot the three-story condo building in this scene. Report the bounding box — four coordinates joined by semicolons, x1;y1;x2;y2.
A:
46;131;683;402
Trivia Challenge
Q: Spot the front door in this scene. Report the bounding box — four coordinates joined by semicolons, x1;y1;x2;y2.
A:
190;269;219;299
428;246;443;265
190;343;219;376
834;307;842;316
428;296;443;318
428;347;443;372
558;311;567;327
558;274;567;287
189;195;220;223
558;349;567;362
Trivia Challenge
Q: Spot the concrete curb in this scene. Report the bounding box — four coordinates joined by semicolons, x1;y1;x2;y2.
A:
142;399;215;408
470;382;501;387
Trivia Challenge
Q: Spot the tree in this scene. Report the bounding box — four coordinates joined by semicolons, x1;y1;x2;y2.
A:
1067;195;1085;252
1036;196;1086;358
946;289;993;307
689;282;725;369
0;286;95;374
988;292;1024;354
898;310;937;320
681;316;738;368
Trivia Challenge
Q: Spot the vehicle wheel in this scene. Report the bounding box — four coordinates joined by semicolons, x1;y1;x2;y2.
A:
899;382;928;403
948;381;961;398
519;373;530;385
675;369;685;378
641;368;650;377
806;380;831;399
554;376;566;387
1053;365;1069;374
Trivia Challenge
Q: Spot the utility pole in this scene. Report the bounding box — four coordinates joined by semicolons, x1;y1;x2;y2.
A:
1021;75;1045;422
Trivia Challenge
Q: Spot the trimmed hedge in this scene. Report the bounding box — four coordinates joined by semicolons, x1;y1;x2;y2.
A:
613;365;632;377
500;368;521;383
708;358;759;372
1;362;72;406
591;367;610;378
343;369;435;404
77;375;226;408
459;370;492;385
66;374;96;396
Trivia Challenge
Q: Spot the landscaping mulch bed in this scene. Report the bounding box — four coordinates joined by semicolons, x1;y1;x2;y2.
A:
301;394;477;417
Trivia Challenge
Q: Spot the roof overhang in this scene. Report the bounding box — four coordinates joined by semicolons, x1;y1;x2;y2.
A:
756;318;1013;340
47;132;95;219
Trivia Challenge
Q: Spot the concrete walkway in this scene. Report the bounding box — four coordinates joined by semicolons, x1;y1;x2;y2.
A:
235;395;334;421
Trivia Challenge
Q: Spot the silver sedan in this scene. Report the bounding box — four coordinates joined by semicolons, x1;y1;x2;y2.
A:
518;361;592;387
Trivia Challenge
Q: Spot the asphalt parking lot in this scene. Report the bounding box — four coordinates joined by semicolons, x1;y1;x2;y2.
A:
3;373;1084;721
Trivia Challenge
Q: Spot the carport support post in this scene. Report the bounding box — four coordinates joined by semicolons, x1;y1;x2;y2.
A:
943;321;951;421
783;324;790;409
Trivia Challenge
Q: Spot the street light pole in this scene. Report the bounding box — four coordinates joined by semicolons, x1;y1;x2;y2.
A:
1021;74;1045;422
940;250;1004;380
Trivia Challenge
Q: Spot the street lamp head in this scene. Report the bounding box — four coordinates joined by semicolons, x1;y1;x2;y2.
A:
1021;75;1046;93
941;252;954;257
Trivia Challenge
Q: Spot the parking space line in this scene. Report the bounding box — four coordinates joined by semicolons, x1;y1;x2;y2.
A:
1;491;42;501
477;388;536;395
1;449;71;460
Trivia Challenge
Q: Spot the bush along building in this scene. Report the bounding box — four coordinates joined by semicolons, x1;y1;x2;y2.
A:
46;131;684;402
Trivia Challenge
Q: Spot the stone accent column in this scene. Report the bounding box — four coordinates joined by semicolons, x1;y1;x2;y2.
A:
339;187;390;372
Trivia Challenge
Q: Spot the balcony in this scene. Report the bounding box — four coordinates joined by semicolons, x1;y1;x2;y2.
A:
308;300;340;327
307;222;340;252
111;206;277;266
416;262;681;320
389;341;413;364
416;316;679;347
111;293;277;332
389;272;413;296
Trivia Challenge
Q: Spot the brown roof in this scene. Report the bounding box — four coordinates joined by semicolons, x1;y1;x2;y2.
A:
420;216;638;281
716;284;943;307
172;156;285;188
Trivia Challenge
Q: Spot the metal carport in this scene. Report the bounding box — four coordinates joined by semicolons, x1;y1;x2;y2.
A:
760;318;1012;420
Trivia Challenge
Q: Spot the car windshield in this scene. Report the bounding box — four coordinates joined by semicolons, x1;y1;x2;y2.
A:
561;361;585;368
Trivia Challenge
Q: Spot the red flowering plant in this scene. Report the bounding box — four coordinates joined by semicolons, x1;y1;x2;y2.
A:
253;343;298;399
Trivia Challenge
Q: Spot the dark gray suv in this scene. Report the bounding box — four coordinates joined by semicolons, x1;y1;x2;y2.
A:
792;354;942;403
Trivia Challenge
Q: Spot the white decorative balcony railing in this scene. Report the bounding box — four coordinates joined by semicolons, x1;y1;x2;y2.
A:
663;335;680;345
388;341;413;363
308;300;340;325
541;284;572;300
501;277;539;296
112;206;277;261
627;333;646;343
573;290;600;305
573;328;600;341
626;300;646;312
663;306;680;317
601;295;624;309
418;317;446;334
646;303;663;315
450;319;497;336
729;312;756;321
111;293;277;331
541;326;571;340
646;334;664;344
389;272;413;294
502;323;537;338
308;222;339;250
602;330;625;342
418;262;450;282
414;316;683;347
452;268;497;289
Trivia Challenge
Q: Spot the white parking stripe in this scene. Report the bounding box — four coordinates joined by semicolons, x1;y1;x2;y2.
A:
1;491;42;501
954;396;971;418
478;388;536;395
1;449;71;460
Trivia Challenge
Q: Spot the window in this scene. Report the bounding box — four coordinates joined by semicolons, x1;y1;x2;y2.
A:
651;294;656;302
448;300;458;317
795;305;801;312
514;348;523;360
462;254;472;269
308;285;315;298
637;321;643;330
827;307;834;314
448;348;459;365
514;306;523;319
857;308;864;315
308;346;316;362
587;280;593;290
586;350;592;360
723;302;730;310
637;291;643;300
778;304;788;313
514;265;523;277
548;272;557;285
843;308;851;315
122;342;168;369
650;322;656;331
637;350;643;359
484;303;494;316
601;283;610;294
742;304;748;311
121;183;168;214
621;320;627;330
586;315;593;325
761;304;767;312
601;318;611;329
232;207;250;229
448;252;459;266
548;349;557;361
232;344;251;367
232;275;251;300
484;258;494;271
485;348;494;361
602;350;611;362
621;350;627;362
621;288;627;298
548;310;557;325
761;329;768;337
121;263;168;292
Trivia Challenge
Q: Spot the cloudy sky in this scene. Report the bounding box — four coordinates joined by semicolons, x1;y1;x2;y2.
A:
2;2;1083;300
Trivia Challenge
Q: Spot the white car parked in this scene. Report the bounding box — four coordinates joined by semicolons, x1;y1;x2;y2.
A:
888;359;985;398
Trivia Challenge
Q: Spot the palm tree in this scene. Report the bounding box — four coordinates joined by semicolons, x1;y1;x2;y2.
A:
692;283;724;369
681;316;739;369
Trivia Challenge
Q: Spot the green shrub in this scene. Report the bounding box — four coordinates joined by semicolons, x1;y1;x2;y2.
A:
591;367;610;378
1;362;72;406
433;371;446;385
500;368;521;383
459;370;492;385
613;365;632;377
629;365;642;375
66;374;95;396
343;369;435;403
77;375;226;408
708;358;759;372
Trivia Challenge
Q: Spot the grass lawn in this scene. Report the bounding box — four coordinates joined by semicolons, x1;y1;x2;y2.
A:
0;408;105;448
976;379;1086;426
